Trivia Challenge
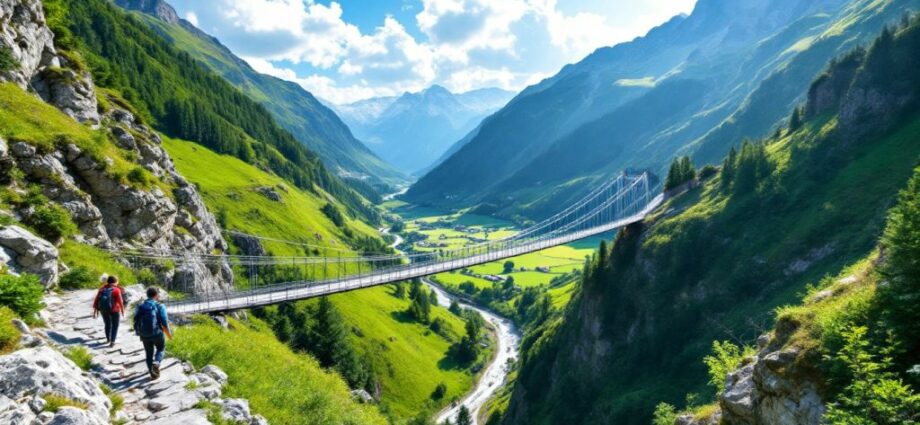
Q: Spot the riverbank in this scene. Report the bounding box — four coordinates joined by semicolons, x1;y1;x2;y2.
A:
381;225;520;425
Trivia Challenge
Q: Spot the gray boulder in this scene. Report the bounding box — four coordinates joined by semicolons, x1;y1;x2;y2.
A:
0;225;59;286
219;398;252;423
0;347;111;422
46;407;107;425
200;365;228;385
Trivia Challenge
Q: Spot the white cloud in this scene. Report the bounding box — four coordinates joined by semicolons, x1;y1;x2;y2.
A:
184;11;198;26
171;0;696;104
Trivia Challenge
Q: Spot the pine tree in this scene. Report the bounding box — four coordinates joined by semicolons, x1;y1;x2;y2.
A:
680;156;696;183
310;297;349;368
665;157;682;190
879;168;920;351
456;406;473;425
428;288;439;306
393;281;406;299
408;288;432;323
789;106;803;131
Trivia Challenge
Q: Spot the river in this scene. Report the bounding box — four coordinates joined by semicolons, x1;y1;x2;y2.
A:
382;227;521;425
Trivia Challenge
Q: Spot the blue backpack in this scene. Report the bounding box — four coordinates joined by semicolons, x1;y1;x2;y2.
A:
135;301;161;338
98;287;115;313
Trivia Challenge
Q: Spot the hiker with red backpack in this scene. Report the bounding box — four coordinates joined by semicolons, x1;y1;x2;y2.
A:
133;287;172;380
92;275;126;347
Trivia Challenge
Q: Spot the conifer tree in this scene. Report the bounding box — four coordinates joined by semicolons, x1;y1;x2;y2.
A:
457;406;473;425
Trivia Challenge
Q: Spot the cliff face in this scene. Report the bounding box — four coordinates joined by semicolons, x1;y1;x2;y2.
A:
0;0;98;125
0;0;230;293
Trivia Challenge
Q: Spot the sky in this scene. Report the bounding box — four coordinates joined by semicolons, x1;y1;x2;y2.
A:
169;0;698;104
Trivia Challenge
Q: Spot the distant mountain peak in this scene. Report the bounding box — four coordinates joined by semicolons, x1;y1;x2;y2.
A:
113;0;179;24
423;84;452;95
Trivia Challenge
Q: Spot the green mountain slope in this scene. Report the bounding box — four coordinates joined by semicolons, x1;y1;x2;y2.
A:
44;0;380;223
407;0;918;221
124;5;406;190
163;138;479;421
502;18;920;425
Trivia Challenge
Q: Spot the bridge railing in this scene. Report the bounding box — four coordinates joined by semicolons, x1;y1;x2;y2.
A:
115;173;660;312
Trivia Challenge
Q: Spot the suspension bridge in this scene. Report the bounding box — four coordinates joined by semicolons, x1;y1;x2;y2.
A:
117;172;663;314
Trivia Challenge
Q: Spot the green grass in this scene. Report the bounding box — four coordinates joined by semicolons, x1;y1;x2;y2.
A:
164;137;477;420
43;394;89;412
64;346;94;371
99;384;124;415
323;286;481;418
163;137;375;256
170;317;388;425
59;240;137;285
0;83;168;192
0;306;19;353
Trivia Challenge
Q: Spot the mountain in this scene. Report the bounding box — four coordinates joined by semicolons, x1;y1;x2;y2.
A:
115;0;407;192
406;0;918;220
502;16;920;425
334;85;514;174
46;0;386;223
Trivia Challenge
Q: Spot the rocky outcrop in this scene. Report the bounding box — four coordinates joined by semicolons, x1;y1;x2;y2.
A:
678;332;825;425
0;107;232;292
804;49;864;119
255;186;283;202
0;0;99;125
231;233;265;257
32;67;100;125
0;0;230;293
0;225;59;287
0;346;112;424
113;0;180;24
719;335;824;425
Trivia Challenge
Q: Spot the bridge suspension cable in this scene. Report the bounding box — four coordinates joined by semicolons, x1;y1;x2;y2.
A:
111;172;662;314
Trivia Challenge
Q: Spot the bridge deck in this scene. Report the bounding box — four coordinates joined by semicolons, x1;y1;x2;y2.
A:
167;194;663;314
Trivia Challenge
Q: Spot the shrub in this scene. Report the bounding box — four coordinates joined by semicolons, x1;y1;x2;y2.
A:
0;273;44;319
698;165;718;180
0;306;19;353
64;346;94;371
22;202;77;241
58;266;96;290
431;382;447;400
824;326;920;424
703;341;754;393
126;167;148;185
652;403;678;425
137;268;157;286
321;203;346;228
0;47;18;72
43;394;89;412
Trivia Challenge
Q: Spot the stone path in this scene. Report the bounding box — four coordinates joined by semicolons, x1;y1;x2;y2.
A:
37;285;266;424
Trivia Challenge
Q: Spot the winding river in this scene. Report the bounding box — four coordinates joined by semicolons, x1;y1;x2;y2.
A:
382;228;521;425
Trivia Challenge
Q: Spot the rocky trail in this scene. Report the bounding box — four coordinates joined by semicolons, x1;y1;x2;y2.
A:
0;284;265;425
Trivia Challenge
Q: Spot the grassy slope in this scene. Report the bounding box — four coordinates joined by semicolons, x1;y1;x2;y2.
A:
163;138;475;420
170;317;388;425
507;109;920;425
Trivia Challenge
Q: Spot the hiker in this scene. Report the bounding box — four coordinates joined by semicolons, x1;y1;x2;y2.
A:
92;275;126;347
134;287;172;380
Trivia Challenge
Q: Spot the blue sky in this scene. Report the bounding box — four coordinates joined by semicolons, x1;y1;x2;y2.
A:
169;0;697;104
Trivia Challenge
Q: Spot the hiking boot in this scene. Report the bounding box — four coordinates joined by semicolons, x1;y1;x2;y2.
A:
109;341;115;348
150;362;160;380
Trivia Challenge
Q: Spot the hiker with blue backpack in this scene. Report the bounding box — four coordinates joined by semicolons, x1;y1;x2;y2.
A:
92;275;126;347
134;287;172;380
